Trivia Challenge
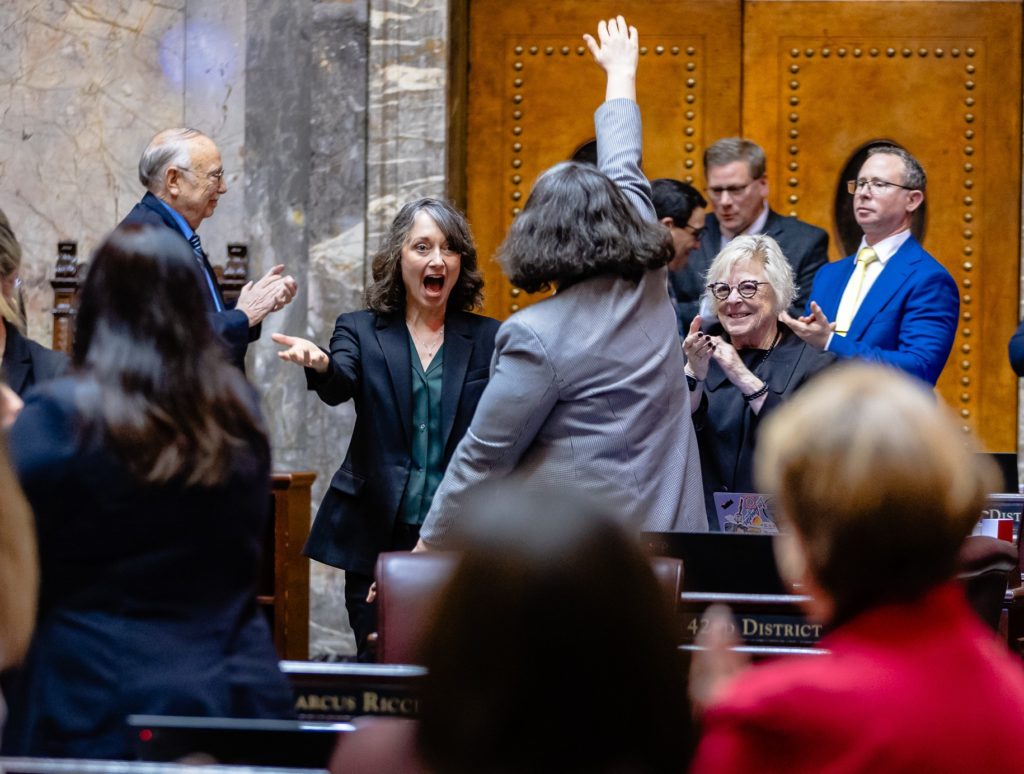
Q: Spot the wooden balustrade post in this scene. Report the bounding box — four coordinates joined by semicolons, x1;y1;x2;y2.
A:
50;241;82;355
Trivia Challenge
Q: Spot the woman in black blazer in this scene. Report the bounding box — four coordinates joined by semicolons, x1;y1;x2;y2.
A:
0;208;67;396
683;235;834;529
274;198;499;660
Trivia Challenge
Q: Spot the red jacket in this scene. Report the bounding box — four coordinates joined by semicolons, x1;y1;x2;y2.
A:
693;583;1024;773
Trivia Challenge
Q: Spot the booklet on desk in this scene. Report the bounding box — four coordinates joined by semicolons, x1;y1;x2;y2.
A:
713;492;779;535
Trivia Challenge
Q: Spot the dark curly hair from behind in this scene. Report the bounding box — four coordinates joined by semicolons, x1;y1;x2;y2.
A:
498;162;673;293
365;198;484;316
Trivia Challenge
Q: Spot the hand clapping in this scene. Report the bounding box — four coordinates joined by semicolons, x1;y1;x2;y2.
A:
235;265;298;327
780;301;833;350
682;315;715;380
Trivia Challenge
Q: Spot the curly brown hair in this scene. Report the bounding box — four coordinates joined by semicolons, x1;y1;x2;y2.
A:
365;198;484;316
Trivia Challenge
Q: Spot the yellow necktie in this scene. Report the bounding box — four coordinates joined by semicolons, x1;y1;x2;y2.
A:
835;247;878;334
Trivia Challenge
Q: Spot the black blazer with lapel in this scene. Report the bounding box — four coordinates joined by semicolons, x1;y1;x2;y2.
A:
669;208;829;328
303;308;500;576
692;323;835;529
118;192;254;369
2;319;69;397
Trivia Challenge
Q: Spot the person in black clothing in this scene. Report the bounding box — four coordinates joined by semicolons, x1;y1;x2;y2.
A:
273;198;499;661
0;208;67;397
118;128;297;368
683;234;834;529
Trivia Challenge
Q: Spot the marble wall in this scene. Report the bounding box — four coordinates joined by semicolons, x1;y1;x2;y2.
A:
1;0;451;658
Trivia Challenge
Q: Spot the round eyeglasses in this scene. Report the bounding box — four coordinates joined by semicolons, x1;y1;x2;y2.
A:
707;280;770;300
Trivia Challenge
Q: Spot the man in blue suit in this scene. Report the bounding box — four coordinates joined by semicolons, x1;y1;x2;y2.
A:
119;129;296;369
782;146;957;386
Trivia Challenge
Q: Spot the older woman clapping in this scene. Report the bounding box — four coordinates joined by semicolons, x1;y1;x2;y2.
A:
683;235;833;530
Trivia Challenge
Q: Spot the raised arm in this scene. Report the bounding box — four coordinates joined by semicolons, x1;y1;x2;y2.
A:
585;16;655;222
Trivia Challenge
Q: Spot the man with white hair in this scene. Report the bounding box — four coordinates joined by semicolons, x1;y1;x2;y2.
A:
119;128;296;368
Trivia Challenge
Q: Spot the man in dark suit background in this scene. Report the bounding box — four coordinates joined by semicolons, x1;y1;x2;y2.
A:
652;178;706;337
119;128;296;368
669;137;828;329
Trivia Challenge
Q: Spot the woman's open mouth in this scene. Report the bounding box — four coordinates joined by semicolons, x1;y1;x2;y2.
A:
423;275;445;294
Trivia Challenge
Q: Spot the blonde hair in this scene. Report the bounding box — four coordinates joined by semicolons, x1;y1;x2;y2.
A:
703;234;796;318
0;431;38;667
0;207;24;328
755;364;997;621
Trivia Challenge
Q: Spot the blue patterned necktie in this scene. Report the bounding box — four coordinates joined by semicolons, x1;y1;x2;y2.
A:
188;233;204;258
187;232;224;312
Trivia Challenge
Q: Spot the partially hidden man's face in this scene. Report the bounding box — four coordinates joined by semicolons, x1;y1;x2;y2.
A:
169;137;227;231
666;207;706;272
706;160;768;237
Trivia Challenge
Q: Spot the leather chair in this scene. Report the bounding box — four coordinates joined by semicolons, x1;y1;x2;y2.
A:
957;534;1018;631
374;551;458;665
372;551;684;665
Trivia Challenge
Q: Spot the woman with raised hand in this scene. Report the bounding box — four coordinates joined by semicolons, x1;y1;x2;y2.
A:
2;225;294;758
273;198;499;661
416;16;707;549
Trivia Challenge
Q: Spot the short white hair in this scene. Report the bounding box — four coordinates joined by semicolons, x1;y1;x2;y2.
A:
703;234;796;316
137;128;206;193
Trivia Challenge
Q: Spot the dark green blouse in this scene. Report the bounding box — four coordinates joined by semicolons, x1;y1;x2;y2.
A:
397;335;445;525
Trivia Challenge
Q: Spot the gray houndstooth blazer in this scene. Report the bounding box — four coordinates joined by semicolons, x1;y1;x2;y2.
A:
419;98;709;543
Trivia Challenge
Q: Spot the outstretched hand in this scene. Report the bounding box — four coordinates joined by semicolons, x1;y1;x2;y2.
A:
583;16;638;102
271;333;329;374
780;301;833;350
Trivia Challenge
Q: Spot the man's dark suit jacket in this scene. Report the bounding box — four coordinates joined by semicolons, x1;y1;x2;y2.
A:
669;208;829;329
2;319;68;396
118;192;255;369
303;308;500;577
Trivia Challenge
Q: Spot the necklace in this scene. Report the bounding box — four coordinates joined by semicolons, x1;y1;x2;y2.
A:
408;323;445;359
753;329;781;374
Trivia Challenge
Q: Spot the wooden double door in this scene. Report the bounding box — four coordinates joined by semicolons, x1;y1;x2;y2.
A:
465;0;1022;452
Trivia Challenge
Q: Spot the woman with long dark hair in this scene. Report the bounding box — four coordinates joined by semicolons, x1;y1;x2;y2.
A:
1;225;294;758
273;197;499;660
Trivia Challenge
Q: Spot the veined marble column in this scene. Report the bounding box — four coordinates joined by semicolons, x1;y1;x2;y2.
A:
366;0;450;250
